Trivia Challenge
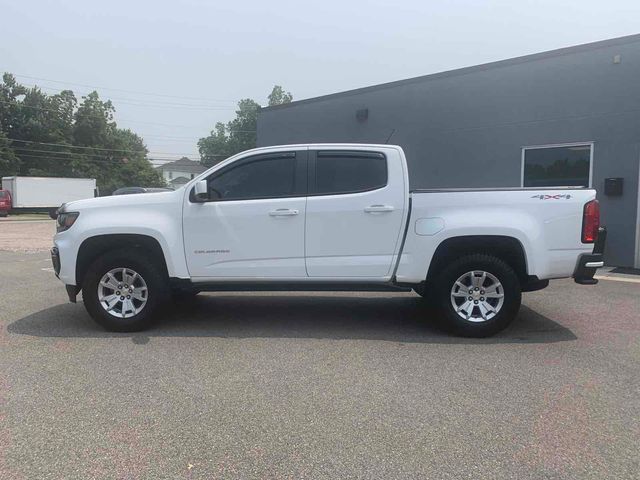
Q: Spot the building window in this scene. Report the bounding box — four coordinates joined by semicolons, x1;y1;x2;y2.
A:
522;143;592;188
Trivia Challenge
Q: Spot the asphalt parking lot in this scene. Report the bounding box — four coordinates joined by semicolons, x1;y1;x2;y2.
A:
0;222;638;479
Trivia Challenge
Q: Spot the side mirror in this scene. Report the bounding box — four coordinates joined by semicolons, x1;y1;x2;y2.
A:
193;180;208;202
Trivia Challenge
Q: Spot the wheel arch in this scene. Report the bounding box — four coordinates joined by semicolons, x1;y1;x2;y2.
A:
426;235;529;284
76;234;169;290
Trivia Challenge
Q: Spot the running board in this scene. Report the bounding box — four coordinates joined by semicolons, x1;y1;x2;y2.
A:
175;280;413;293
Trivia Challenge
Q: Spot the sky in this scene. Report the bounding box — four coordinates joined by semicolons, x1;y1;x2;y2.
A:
1;0;639;163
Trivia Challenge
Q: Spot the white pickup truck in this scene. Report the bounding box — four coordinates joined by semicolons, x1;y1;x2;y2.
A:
51;144;606;337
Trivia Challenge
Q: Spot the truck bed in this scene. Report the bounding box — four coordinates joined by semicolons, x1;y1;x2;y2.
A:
395;187;596;283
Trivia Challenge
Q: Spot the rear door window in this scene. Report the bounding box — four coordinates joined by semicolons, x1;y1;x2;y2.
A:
312;151;387;195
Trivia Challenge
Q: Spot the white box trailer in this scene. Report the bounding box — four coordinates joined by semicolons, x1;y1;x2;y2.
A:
1;176;97;218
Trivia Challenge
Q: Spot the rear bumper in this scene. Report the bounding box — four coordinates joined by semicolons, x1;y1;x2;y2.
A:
573;227;606;285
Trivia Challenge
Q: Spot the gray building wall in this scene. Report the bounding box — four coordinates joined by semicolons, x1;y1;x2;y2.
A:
257;35;640;268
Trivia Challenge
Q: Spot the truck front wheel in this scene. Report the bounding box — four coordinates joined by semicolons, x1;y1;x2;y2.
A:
82;249;168;332
434;254;521;337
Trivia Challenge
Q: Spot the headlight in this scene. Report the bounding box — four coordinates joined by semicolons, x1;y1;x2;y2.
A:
56;212;80;233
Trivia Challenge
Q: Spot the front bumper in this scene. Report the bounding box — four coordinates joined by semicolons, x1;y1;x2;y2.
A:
51;247;61;277
573;227;607;285
51;246;78;302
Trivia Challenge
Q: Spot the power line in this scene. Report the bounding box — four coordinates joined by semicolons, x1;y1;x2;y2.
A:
5;137;228;157
7;72;246;105
0;97;241;117
141;131;255;140
11;146;174;160
0;98;184;128
92;100;241;111
12;151;193;166
128;133;199;141
13;155;162;169
12;150;222;164
1;72;259;160
11;149;188;162
13;151;202;163
6;138;199;156
0;99;258;133
20;83;237;108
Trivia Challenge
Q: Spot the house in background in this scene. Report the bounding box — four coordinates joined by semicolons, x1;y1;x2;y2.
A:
154;157;207;188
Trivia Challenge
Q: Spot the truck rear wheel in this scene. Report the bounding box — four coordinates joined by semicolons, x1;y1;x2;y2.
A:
434;253;521;337
82;249;168;332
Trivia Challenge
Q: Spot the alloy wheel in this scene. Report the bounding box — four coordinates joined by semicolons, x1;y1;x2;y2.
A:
450;270;505;322
97;267;148;318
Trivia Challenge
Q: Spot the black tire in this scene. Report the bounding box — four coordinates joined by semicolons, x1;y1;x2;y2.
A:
171;289;200;304
433;253;521;337
82;248;168;332
414;283;436;308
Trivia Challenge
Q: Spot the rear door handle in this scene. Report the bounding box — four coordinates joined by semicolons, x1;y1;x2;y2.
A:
364;205;395;213
269;208;299;217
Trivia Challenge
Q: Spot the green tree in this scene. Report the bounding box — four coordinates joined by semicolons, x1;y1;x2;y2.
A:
99;128;165;194
0;131;20;176
70;93;165;194
0;73;28;139
0;73;165;194
198;85;293;167
197;122;235;167
73;91;114;147
6;85;77;176
268;85;293;106
198;99;260;167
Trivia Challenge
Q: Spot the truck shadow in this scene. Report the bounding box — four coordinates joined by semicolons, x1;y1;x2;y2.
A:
8;293;576;344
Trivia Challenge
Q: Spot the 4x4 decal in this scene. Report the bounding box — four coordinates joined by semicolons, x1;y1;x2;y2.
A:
531;194;572;200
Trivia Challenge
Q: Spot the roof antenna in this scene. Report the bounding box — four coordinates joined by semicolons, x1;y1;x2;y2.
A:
384;128;396;144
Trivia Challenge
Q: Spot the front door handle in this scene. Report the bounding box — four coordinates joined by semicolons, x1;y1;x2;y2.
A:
364;205;395;213
269;208;299;217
